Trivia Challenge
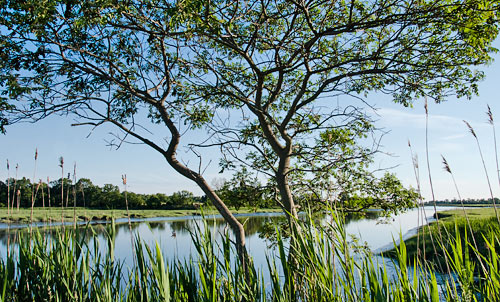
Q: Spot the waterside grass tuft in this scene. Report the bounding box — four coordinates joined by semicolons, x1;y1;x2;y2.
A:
385;207;500;271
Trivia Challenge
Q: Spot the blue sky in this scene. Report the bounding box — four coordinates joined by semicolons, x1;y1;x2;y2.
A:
2;42;500;201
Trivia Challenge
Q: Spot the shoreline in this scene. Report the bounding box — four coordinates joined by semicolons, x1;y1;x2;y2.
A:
0;207;283;225
381;207;499;265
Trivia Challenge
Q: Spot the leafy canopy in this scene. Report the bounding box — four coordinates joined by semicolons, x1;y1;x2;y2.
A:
0;0;499;212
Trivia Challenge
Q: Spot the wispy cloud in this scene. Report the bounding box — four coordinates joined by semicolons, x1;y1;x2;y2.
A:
375;108;460;129
441;134;466;141
375;107;487;133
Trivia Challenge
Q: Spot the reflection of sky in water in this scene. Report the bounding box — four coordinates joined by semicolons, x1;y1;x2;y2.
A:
0;207;460;278
344;206;459;252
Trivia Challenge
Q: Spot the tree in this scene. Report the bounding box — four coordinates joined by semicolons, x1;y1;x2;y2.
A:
1;0;499;271
99;184;121;208
178;0;499;223
335;173;420;214
124;192;146;208
49;178;72;207
217;167;269;210
146;193;169;208
0;180;7;207
75;178;94;207
169;190;195;207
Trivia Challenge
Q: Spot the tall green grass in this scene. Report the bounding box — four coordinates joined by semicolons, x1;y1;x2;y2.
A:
0;209;498;301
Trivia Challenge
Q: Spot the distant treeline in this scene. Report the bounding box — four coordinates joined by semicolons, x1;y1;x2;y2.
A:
0;170;418;211
0;177;208;209
0;173;275;210
425;198;499;206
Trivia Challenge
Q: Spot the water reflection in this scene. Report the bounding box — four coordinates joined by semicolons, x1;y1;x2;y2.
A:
0;210;386;251
0;207;459;272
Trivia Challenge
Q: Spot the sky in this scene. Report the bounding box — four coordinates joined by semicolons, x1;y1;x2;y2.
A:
2;42;500;201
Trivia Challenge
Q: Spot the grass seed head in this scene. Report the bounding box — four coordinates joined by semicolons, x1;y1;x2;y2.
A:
441;155;452;174
412;154;419;169
463;120;477;138
487;105;494;125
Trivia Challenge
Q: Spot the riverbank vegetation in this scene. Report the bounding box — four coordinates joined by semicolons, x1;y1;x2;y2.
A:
0;168;418;223
424;198;500;207
385;208;500;271
0;173;274;210
1;210;500;301
0;207;283;224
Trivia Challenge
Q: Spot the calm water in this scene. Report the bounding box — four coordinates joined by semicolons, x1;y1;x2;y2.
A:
0;206;458;270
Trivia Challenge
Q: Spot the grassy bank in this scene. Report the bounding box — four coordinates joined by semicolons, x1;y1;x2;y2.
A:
385;207;500;269
0;207;282;224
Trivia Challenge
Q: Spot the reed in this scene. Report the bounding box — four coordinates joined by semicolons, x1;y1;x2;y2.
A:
29;149;38;236
122;174;137;269
41;180;45;208
12;164;18;211
487;105;500;225
464;119;500;225
29;181;41;235
6;160;11;255
16;189;20;212
47;176;51;208
0;209;498;301
65;172;70;208
72;163;77;229
423;100;450;275
441;156;482;261
59;157;64;227
6;160;10;217
408;140;427;260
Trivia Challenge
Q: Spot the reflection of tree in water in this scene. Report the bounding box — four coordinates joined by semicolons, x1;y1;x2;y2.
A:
258;216;290;241
146;222;167;231
0;223;116;250
238;216;276;237
344;211;382;223
165;216;284;238
114;222;141;233
0;214;321;251
0;228;21;247
257;212;383;242
169;220;195;236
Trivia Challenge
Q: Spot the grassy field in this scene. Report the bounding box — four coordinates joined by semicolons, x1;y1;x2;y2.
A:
385;207;500;268
437;203;494;207
438;207;499;217
0;207;282;223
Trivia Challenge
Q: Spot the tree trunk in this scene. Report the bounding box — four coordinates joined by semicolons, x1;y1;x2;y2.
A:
276;154;298;220
276;152;302;299
158;109;251;275
195;177;250;271
109;103;252;275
